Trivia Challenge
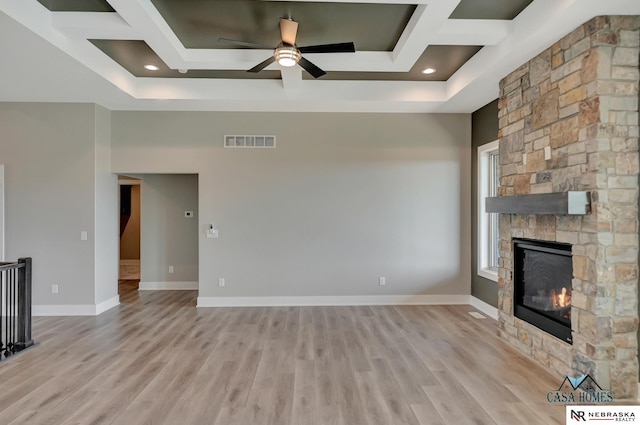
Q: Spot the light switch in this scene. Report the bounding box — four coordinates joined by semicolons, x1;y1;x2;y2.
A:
80;231;88;241
206;226;218;239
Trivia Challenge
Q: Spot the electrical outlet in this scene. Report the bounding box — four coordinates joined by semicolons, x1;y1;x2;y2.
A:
218;278;225;287
169;266;174;273
379;277;386;286
52;284;59;294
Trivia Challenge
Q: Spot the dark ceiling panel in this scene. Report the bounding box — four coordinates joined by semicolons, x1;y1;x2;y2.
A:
314;45;482;81
36;0;114;12
149;0;415;51
90;40;281;79
449;0;533;20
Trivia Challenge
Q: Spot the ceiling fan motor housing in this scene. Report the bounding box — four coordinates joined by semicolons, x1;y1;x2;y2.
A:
274;42;301;67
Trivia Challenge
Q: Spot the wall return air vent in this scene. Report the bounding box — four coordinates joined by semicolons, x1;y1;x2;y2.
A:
224;135;276;148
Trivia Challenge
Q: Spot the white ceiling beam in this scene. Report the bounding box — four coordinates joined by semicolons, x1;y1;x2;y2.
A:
392;1;462;68
183;51;396;72
102;98;448;114
51;12;141;39
107;0;186;68
281;67;303;90
429;20;511;45
132;78;447;103
279;0;430;3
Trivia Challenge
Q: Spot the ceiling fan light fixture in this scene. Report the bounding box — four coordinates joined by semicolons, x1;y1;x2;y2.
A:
275;43;301;67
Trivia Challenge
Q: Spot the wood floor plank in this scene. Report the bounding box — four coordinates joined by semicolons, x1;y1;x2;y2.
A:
353;371;396;425
291;384;318;425
291;360;318;425
426;369;499;425
369;358;421;425
0;285;569;425
410;403;446;425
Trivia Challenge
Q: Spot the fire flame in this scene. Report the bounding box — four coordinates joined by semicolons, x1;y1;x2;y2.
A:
550;287;571;308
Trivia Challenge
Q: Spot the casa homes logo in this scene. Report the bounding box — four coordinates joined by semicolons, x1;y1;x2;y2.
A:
566;405;639;423
547;374;613;404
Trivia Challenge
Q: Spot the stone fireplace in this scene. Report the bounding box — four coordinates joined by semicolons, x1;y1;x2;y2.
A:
494;16;639;400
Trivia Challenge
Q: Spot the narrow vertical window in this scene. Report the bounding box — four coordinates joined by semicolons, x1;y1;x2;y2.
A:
478;140;499;281
488;150;500;270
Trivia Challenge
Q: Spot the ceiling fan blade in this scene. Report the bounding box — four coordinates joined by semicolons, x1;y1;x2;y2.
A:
298;56;326;79
248;56;276;73
218;38;273;49
280;18;298;45
299;42;355;54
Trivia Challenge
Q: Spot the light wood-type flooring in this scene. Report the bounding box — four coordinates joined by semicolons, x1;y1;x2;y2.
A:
0;283;566;425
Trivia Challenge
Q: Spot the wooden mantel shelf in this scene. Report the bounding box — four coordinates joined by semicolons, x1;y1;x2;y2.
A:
485;191;591;215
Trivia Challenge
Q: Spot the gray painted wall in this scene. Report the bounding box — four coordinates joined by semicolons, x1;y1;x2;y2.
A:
111;112;471;299
0;103;98;306
94;105;119;305
140;174;198;283
471;100;499;307
0;165;4;261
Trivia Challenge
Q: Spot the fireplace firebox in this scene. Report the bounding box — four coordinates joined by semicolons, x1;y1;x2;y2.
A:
513;239;573;344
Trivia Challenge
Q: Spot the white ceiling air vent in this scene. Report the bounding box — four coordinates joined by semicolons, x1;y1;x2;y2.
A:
224;135;276;148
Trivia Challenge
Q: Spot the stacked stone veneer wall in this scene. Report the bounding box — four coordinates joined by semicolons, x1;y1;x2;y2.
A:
497;16;639;400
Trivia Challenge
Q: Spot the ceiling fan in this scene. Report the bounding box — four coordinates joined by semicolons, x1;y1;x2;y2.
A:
219;18;355;78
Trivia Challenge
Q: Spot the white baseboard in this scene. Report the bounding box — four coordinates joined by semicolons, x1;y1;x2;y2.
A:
33;304;97;316
469;296;499;320
33;295;120;316
96;295;120;315
139;281;198;291
197;294;469;308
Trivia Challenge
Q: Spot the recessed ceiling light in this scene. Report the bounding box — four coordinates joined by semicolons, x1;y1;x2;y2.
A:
422;68;436;74
144;64;160;71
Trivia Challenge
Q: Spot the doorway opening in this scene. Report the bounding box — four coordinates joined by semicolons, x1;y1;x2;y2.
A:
117;174;199;305
119;176;141;299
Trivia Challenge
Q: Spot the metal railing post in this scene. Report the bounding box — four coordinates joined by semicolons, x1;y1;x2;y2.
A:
16;257;33;349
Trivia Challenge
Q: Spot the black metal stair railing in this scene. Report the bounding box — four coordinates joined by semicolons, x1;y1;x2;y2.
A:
0;257;34;361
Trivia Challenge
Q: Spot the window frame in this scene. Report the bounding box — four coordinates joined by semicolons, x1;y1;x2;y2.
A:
477;140;500;282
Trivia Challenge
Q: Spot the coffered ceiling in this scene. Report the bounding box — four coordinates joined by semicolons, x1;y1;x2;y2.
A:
0;0;638;112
